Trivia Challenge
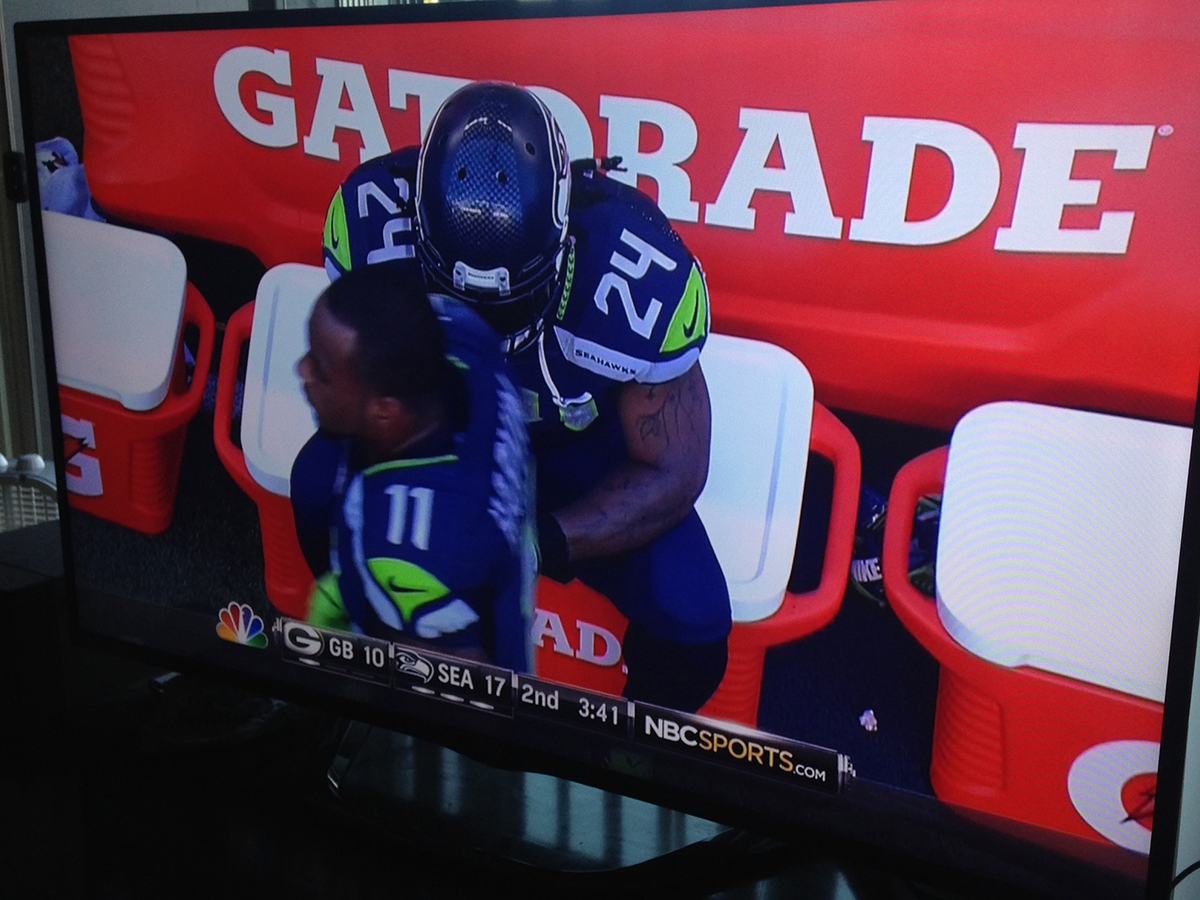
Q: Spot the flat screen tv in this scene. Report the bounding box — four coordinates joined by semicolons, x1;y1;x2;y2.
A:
16;0;1200;897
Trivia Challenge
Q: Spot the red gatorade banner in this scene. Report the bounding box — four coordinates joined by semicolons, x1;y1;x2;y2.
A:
70;0;1200;429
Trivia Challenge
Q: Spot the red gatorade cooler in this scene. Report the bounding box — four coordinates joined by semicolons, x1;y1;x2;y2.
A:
46;211;215;535
883;401;1185;854
215;263;327;617
536;337;861;727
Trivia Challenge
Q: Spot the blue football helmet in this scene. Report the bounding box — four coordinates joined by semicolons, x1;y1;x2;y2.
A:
416;82;571;352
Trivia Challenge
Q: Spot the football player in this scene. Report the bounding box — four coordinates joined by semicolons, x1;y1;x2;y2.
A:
291;263;535;672
321;83;730;712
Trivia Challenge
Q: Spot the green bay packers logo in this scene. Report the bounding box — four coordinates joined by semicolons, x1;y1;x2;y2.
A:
660;264;708;354
367;557;449;623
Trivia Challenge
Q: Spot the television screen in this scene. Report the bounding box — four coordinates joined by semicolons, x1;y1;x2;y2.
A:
17;0;1200;897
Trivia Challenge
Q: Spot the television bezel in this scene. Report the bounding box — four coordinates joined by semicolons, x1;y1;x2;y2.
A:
12;3;1200;898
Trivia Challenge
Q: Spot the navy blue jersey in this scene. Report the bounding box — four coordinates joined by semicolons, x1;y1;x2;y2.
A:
291;299;535;672
515;169;710;511
323;146;421;282
320;149;729;666
322;150;711;512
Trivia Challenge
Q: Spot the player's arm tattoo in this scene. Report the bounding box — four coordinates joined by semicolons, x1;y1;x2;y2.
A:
552;362;711;561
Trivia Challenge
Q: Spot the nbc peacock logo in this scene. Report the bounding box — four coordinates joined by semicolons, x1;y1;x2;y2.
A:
216;602;268;649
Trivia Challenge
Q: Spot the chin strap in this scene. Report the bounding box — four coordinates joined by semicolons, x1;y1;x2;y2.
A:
537;328;590;411
536;329;596;432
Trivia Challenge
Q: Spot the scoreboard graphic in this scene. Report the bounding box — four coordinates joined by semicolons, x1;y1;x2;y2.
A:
275;617;852;794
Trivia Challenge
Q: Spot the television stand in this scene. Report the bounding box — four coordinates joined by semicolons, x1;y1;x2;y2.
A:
319;719;801;895
59;668;909;899
129;675;816;895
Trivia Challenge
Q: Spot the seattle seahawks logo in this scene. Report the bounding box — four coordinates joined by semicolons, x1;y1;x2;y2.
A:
394;647;435;684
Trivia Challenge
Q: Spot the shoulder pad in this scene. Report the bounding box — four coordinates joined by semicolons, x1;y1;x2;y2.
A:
557;187;709;381
570;174;686;255
323;146;420;278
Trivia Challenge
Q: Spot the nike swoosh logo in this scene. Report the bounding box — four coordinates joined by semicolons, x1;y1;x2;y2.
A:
681;296;700;339
386;579;427;597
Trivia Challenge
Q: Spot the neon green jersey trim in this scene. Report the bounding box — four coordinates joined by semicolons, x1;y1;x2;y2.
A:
559;397;599;431
659;263;709;355
555;243;577;321
323;188;351;274
307;571;351;631
367;557;450;623
363;454;457;477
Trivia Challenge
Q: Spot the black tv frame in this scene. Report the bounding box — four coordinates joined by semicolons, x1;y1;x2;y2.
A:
13;3;1200;898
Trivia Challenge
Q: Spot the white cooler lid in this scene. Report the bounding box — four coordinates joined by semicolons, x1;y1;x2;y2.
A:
937;401;1189;703
44;210;187;412
695;336;813;623
241;263;327;498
